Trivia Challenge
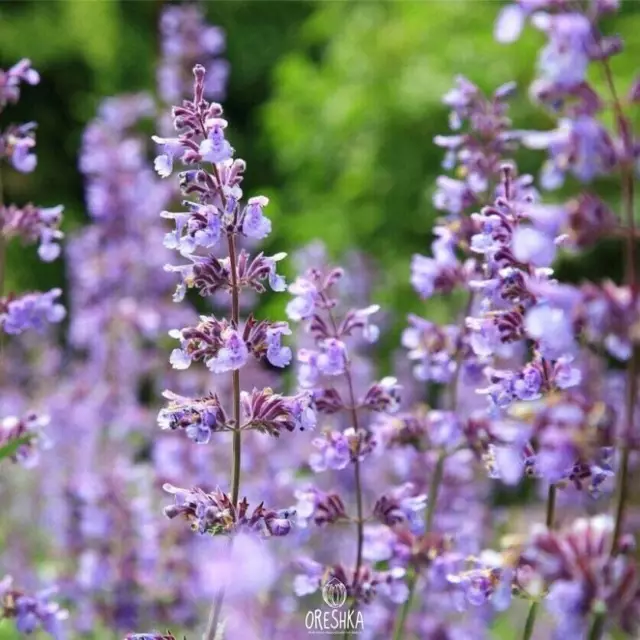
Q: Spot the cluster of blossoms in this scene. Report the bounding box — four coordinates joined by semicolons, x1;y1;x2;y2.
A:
287;261;421;624
0;575;67;638
27;6;239;635
144;62;315;639
0;60;66;638
157;4;228;114
0;59;65;335
350;2;640;638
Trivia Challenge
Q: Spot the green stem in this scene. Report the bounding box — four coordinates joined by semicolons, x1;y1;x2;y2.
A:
588;612;606;640
521;484;556;640
599;55;637;559
522;602;538;640
587;53;635;640
392;450;446;640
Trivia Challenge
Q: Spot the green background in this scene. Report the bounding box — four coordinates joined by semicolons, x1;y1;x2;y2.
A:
2;0;639;349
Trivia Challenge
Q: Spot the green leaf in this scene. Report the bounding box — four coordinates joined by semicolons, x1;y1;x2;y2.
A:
0;435;32;463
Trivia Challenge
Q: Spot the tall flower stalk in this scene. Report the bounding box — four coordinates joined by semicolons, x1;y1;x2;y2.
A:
0;59;64;338
289;262;412;634
152;64;312;637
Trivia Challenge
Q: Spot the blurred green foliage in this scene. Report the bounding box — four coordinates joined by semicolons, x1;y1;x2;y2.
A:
264;0;640;347
2;0;640;343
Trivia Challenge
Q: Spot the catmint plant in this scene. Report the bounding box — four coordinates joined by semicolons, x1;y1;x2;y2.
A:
287;259;415;636
0;59;65;335
389;1;640;639
0;575;67;638
153;64;313;639
0;62;61;459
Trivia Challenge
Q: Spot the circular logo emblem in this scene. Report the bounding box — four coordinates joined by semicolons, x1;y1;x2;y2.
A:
322;577;347;609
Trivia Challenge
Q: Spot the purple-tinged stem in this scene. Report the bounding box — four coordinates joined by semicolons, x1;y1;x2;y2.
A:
203;171;242;640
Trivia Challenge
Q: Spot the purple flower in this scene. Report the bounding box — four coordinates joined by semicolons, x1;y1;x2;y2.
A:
318;338;347;376
151;136;184;178
1;289;65;335
157;4;228;106
10;133;37;173
433;176;475;214
198;118;234;163
0;59;39;108
523;516;640;635
297;348;320;387
265;252;287;292
525;304;575;360
494;4;527;43
373;483;427;532
512;226;556;267
242;196;271;239
532;12;593;88
309;430;351;472
285;393;317;432
158;390;228;444
293;558;324;596
0;576;68;639
206;328;249;373
286;276;318;321
265;325;292;368
522;116;616;189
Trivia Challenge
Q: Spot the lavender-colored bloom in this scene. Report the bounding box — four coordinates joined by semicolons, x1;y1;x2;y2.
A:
158;390;228;444
242;196;271;240
0;59;39;108
1;289;65;335
151;136;184;178
157;4;229;106
532;12;593;88
10;139;36;174
266;325;292;368
206;328;249;373
1;203;64;262
309;430;351;472
198;118;234;163
522;116;616;189
512;226;556;267
0;412;51;468
293;558;324;596
410;233;462;300
0;576;68;639
523;516;640;637
163;483;295;538
318;338;347;376
286;276;318;321
373;483;427;532
525;304;575;360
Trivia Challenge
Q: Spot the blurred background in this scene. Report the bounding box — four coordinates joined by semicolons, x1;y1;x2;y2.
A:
1;1;640;638
2;0;639;349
